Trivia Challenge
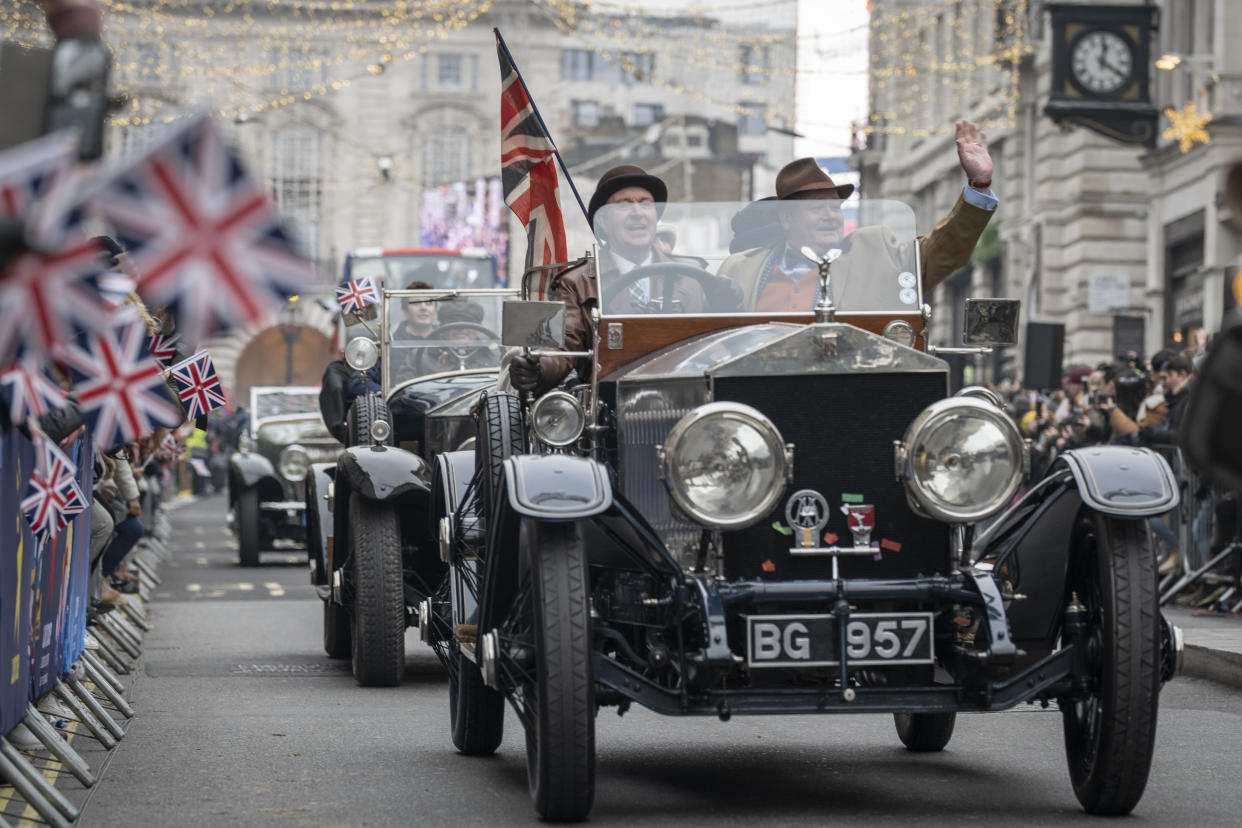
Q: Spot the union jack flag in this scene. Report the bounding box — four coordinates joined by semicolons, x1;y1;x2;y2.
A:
161;432;183;456
147;331;181;366
0;132;75;230
56;315;181;448
21;435;87;549
496;31;568;278
167;349;227;420
87;113;315;347
336;277;378;314
0;356;67;424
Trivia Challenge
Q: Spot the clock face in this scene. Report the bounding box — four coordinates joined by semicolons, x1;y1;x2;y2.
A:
1070;30;1134;95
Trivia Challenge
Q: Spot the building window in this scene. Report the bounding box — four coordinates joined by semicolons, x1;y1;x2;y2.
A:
738;44;769;85
438;54;463;91
269;127;323;263
562;49;593;81
738;103;766;136
421;126;473;186
561;48;652;83
632;103;664;126
621;52;654;84
686;133;703;148
571;100;600;127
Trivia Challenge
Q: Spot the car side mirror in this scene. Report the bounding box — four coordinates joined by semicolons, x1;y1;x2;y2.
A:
962;298;1019;347
342;304;378;326
1180;319;1242;491
502;300;567;350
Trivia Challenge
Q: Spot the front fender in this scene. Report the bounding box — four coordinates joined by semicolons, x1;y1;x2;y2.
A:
229;451;276;489
306;463;335;585
1055;446;1178;518
337;445;431;502
503;454;612;520
434;450;476;516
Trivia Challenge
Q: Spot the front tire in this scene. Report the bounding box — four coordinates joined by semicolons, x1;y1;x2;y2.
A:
894;712;955;752
348;493;405;686
236;488;261;567
1060;512;1160;815
449;640;505;755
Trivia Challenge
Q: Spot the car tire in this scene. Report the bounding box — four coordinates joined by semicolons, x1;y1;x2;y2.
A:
236;487;261;567
323;598;352;660
475;391;524;527
348;493;405;686
348;393;392;448
893;712;956;752
1060;512;1160;815
449;639;504;756
520;519;594;822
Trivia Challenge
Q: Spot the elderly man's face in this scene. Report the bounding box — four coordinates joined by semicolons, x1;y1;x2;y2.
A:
780;197;844;255
597;185;658;256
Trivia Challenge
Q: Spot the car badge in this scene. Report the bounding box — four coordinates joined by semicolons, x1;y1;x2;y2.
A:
843;503;875;547
785;489;829;549
897;271;916;289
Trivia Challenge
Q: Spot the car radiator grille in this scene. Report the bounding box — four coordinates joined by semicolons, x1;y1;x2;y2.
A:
715;373;950;580
619;406;698;552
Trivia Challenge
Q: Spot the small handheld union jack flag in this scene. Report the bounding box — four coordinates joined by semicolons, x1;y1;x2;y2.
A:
0;356;67;424
167;349;228;420
336;277;379;314
21;433;87;549
161;431;183;456
147;331;181;367
88;113;315;347
56;314;181;449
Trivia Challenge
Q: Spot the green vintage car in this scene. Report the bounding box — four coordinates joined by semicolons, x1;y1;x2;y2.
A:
228;386;343;566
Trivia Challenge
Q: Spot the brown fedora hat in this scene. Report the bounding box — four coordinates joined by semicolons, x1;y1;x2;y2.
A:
775;158;855;201
587;164;668;228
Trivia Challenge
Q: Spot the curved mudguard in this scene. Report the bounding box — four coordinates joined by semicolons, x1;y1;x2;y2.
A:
503;453;612;520
435;449;476;515
337;444;432;501
306;463;335;585
229;452;277;489
1054;445;1179;517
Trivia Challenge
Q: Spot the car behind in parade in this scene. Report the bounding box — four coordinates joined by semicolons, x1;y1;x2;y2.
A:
227;386;341;566
425;197;1185;821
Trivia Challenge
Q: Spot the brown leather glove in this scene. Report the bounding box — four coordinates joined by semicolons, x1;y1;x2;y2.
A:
509;353;544;392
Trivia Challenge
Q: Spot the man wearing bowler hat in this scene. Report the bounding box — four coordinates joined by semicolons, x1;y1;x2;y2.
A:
510;164;721;394
719;120;998;311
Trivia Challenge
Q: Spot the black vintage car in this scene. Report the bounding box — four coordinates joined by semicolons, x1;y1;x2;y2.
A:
305;287;518;686
228;386;340;566
429;198;1184;821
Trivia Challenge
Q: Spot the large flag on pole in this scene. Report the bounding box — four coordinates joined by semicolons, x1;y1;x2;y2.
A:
496;30;575;277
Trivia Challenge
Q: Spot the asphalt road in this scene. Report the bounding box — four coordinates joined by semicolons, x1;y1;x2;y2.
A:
85;494;1242;827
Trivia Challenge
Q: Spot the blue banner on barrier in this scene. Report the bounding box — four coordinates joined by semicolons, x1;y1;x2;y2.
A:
0;429;37;735
59;438;92;674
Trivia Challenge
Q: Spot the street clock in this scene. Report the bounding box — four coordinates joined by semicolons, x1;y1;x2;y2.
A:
1045;4;1158;147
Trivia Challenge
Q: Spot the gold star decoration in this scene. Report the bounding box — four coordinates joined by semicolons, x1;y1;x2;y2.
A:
1163;102;1213;153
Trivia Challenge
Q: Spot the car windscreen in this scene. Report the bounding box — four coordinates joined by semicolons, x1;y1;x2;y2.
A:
257;418;330;446
591;198;919;316
252;391;319;421
381;289;517;392
348;254;498;291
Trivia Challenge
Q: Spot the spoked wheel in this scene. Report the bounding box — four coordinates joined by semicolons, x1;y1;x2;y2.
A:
448;638;505;755
1060;512;1160;815
348;493;406;686
498;518;594;822
236;487;261;567
893;712;955;752
323;598;352;659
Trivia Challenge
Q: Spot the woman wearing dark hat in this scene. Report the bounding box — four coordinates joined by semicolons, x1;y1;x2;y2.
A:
719;120;998;312
511;164;713;394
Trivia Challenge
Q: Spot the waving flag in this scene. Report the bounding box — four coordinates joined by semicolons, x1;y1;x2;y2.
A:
161;432;183;456
21;435;87;549
0;357;67;424
167;350;227;420
496;30;571;274
147;331;181;366
0;132;75;228
336;276;379;314
88;113;315;346
56;315;181;448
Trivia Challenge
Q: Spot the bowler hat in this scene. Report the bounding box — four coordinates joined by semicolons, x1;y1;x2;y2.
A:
775;158;855;201
587;165;668;229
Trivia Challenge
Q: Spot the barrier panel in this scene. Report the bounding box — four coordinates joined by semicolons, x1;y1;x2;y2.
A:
0;429;37;735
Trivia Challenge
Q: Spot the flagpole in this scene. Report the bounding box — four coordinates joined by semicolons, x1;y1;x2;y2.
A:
494;28;590;224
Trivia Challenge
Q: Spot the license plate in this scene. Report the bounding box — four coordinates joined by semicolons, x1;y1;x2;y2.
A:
745;612;934;668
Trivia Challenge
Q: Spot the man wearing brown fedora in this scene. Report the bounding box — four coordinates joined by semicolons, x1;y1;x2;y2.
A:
719;120;997;312
511;164;717;393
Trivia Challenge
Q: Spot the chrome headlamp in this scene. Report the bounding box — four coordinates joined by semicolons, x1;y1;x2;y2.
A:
531;391;585;447
659;402;792;530
369;418;391;444
344;336;378;371
278;444;310;482
895;398;1025;523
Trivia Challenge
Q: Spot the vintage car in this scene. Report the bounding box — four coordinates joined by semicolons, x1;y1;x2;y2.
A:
428;198;1184;820
228;386;340;566
342;245;499;291
305;285;518;686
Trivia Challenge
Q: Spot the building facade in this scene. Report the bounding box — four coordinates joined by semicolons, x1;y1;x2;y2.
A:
857;0;1242;386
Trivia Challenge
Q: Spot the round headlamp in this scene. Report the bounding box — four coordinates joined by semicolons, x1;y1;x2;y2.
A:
369;418;391;444
898;398;1024;523
660;402;792;530
531;392;585;447
344;336;378;371
278;444;310;482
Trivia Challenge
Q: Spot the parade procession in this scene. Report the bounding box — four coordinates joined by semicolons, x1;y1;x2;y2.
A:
2;0;1242;825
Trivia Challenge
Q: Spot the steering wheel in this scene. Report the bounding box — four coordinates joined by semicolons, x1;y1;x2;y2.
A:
408;322;502;376
600;262;744;314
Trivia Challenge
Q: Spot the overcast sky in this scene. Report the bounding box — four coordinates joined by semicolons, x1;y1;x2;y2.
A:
796;0;870;159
